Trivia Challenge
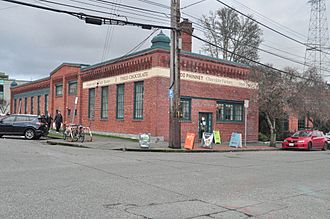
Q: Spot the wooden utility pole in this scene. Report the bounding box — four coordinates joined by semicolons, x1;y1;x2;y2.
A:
169;0;181;149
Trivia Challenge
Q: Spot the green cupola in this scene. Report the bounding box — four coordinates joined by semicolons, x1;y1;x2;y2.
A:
151;31;170;49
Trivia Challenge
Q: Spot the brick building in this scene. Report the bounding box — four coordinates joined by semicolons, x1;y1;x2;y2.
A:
11;25;260;143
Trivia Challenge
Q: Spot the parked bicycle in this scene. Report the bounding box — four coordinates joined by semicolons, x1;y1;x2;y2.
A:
63;124;92;143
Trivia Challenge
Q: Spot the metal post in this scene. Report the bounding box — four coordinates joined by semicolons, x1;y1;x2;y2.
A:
71;96;78;124
244;107;247;147
169;0;181;149
244;100;249;147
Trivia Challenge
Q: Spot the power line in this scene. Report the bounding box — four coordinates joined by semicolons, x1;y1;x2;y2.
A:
230;0;307;40
179;4;328;72
84;0;170;23
214;0;330;56
101;0;119;62
180;13;316;69
136;0;170;9
1;0;173;30
91;0;169;17
181;0;207;10
36;0;125;19
190;32;315;81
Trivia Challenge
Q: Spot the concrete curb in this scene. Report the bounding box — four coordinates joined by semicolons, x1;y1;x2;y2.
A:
115;148;281;153
46;140;90;149
46;139;280;153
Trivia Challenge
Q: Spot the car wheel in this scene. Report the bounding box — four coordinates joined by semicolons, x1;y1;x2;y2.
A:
322;142;328;151
308;142;312;151
24;129;35;140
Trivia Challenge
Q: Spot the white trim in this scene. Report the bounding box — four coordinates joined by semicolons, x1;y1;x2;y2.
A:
82;67;257;89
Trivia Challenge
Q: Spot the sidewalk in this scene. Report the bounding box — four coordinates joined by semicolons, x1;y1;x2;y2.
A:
45;131;281;153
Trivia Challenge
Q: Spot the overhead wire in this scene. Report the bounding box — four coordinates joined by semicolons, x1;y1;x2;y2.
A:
181;0;207;10
36;0;124;18
190;32;314;81
84;0;170;24
229;0;307;41
91;0;169;17
214;0;330;56
136;0;170;9
179;4;328;72
0;0;173;30
101;0;119;62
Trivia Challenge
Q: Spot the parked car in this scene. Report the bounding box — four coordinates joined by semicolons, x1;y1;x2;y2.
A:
0;114;48;139
282;130;327;151
325;133;330;145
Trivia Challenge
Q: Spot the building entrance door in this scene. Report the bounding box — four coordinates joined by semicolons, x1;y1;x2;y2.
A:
198;112;213;139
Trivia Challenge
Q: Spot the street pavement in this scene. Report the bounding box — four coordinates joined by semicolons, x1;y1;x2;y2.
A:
0;137;330;218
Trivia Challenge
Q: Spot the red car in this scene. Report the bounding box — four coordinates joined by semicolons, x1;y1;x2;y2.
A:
282;130;328;151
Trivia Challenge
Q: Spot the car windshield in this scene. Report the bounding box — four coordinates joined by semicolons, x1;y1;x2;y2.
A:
292;131;312;137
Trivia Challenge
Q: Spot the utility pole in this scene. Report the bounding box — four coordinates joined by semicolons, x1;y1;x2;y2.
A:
169;0;181;149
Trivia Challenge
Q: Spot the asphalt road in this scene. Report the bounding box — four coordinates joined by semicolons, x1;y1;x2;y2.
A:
0;137;330;219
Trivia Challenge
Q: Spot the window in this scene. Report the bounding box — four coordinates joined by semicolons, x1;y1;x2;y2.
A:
101;86;108;119
298;115;306;130
16;116;34;122
67;108;71;116
134;82;144;119
44;94;48;115
56;84;63;96
37;96;41;115
14;99;17;113
30;97;34;114
24;97;27;114
18;98;22;114
2;116;15;124
68;81;77;95
88;88;95;119
116;84;124;119
180;98;191;121
216;101;243;122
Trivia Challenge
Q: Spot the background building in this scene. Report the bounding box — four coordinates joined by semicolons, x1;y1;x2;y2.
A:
0;72;29;115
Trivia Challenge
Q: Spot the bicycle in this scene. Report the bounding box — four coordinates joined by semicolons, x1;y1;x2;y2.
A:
63;124;92;143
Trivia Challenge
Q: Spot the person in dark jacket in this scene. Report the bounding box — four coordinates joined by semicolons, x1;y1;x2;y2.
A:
54;111;63;132
45;113;53;130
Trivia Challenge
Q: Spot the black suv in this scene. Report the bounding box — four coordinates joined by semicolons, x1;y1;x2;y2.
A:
0;114;48;139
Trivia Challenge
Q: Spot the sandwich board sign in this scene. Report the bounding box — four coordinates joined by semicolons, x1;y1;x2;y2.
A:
202;132;214;148
139;133;151;148
184;133;196;150
229;132;242;148
213;130;221;144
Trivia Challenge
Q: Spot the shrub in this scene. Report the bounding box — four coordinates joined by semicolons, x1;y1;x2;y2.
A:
258;132;270;142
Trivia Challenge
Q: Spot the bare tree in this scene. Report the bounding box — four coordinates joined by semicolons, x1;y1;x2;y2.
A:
251;66;299;146
201;8;262;65
289;68;330;130
0;99;9;115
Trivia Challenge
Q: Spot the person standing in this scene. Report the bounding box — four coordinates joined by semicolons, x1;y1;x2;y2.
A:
54;111;63;133
45;113;53;130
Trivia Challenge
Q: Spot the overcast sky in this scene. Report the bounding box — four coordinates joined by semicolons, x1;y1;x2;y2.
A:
0;0;328;81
